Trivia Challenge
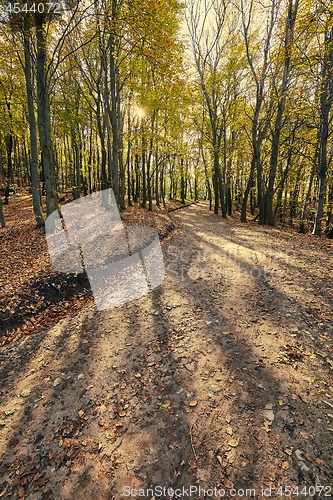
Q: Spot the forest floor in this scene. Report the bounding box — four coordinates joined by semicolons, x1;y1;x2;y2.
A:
1;195;333;500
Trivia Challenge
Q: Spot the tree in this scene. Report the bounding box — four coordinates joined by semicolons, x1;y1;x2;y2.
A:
265;0;299;226
186;0;229;216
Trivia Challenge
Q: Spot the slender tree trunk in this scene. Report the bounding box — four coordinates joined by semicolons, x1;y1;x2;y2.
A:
109;2;119;202
155;145;160;206
147;113;155;211
313;26;333;236
141;136;147;208
180;157;185;204
0;196;5;228
35;13;57;219
72;139;81;199
241;159;255;222
213;149;219;214
126;106;132;206
118;93;125;210
266;0;299;226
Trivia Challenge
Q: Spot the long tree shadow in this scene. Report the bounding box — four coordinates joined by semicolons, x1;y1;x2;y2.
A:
0;203;332;499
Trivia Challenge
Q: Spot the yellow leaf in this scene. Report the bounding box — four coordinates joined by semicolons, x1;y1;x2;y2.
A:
96;404;107;414
105;429;115;440
300;430;308;439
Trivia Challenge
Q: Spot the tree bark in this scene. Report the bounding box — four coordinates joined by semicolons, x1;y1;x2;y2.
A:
266;0;299;226
35;13;58;219
313;26;333;236
0;196;5;228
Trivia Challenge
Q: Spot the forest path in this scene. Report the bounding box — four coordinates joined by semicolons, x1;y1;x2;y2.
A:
1;202;333;499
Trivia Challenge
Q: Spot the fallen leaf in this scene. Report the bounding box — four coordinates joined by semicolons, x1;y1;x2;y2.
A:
135;373;142;378
300;430;309;439
185;407;192;413
4;407;16;416
118;410;126;417
0;484;8;497
20;389;31;398
53;377;62;387
282;461;289;469
300;395;309;403
189;400;198;407
222;331;229;335
78;410;84;418
225;415;232;423
224;479;234;488
291;394;298;400
305;453;313;462
228;439;239;447
263;421;271;432
285;449;292;456
105;429;115;440
97;405;107;414
38;477;51;487
226;426;233;435
82;438;94;447
315;458;325;466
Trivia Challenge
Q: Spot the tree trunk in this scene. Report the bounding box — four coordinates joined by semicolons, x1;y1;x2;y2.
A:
141;137;147;208
109;2;119;203
313;26;333;236
155;145;160;206
0;196;5;228
180;157;185;205
241;159;255;223
213;149;220;214
266;0;299;226
126;107;132;206
35;13;58;219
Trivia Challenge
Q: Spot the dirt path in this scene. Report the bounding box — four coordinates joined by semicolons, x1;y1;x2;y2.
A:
1;202;333;499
